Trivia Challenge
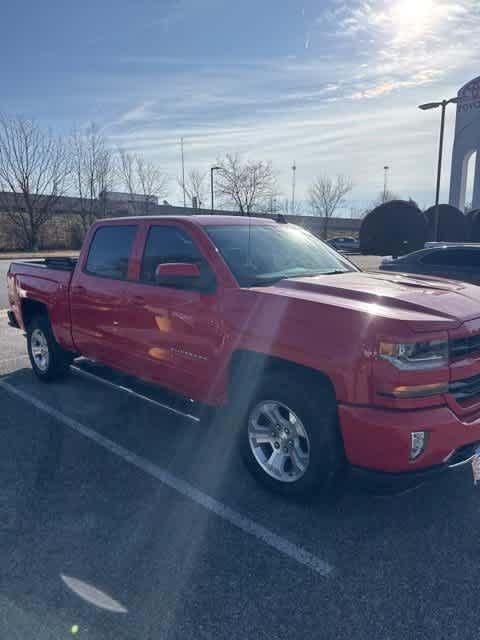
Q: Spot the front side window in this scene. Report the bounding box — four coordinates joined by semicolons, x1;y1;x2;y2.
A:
206;224;356;287
140;225;214;290
85;225;136;279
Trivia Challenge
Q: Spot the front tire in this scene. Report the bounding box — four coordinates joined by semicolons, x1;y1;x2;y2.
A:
238;373;345;499
27;315;72;381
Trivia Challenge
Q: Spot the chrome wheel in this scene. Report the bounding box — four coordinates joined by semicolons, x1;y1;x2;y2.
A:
31;328;50;372
248;401;310;483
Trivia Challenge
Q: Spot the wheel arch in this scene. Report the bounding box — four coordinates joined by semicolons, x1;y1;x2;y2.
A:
21;298;49;328
228;349;337;401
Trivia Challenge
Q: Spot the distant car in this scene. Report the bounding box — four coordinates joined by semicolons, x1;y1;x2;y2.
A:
380;244;480;285
328;236;359;252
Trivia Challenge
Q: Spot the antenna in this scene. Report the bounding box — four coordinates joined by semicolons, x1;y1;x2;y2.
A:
181;138;186;207
291;161;296;214
247;206;252;270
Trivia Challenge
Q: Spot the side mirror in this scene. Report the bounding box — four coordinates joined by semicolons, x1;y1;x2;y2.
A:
155;262;201;282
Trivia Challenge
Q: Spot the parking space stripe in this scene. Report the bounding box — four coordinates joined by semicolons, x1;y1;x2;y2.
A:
0;380;334;577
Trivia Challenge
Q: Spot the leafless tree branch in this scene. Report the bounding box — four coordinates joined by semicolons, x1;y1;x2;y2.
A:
0;114;70;249
214;153;278;215
117;149;168;215
178;169;207;209
371;189;400;208
71;123;114;232
309;174;353;238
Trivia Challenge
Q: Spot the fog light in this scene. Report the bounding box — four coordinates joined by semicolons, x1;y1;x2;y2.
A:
410;431;427;460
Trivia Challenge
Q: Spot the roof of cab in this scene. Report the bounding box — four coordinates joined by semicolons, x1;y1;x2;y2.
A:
98;214;280;226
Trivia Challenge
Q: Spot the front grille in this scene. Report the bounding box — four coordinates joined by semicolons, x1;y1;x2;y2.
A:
450;373;480;402
450;334;480;359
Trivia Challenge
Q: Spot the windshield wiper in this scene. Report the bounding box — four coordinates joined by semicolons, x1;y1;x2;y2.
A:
320;270;348;275
245;270;348;287
246;277;285;287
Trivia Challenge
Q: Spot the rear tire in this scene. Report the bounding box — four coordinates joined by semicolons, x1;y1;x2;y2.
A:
27;315;72;381
237;372;345;499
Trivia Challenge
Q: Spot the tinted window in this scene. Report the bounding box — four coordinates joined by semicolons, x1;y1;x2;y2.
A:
86;226;136;279
140;226;214;289
420;248;480;267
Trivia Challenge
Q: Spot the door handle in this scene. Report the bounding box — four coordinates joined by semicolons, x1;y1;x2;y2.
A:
73;285;86;294
128;295;145;306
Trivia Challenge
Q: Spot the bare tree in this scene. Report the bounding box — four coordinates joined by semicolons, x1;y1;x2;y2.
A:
349;206;365;219
118;148;135;199
371;189;400;208
309;174;353;238
71;123;114;232
215;153;277;215
117;149;167;215
280;198;305;216
178;169;208;209
136;157;168;215
0;114;70;250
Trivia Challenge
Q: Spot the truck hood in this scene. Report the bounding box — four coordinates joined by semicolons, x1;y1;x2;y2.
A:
266;271;480;332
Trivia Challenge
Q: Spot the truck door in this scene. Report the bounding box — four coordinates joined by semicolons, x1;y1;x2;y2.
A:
70;223;138;367
120;222;224;402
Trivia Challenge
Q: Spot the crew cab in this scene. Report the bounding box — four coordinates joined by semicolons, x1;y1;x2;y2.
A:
7;215;480;497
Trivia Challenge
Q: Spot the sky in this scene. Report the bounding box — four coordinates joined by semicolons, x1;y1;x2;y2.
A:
1;0;480;213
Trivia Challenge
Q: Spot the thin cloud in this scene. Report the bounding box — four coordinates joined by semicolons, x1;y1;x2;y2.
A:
95;0;480;205
317;0;480;100
351;70;441;99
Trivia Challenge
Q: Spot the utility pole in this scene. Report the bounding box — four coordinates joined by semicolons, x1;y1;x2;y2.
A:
291;161;297;214
210;166;221;214
181;138;186;207
383;166;389;202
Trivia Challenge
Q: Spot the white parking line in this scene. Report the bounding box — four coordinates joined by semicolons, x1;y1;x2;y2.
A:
0;379;334;577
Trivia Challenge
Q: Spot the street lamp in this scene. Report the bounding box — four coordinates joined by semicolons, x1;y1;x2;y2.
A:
418;97;460;241
383;165;390;202
210;166;221;214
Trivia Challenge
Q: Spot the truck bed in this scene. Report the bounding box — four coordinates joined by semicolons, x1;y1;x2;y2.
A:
13;257;78;272
7;258;76;349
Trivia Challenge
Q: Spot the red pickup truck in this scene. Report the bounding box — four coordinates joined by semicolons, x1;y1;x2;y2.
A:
7;215;480;497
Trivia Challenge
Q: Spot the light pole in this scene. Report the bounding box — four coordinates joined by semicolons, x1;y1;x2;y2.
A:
419;97;459;241
181;138;186;207
210;166;221;214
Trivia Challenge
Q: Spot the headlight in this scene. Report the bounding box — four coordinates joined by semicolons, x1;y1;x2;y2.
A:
378;340;448;370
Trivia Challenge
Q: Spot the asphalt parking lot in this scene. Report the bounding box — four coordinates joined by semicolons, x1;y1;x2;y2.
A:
0;261;11;308
2;309;480;639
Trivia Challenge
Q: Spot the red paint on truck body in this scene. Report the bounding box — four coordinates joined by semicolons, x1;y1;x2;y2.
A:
8;215;480;476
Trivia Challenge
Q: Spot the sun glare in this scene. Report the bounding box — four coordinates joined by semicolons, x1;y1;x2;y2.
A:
389;0;443;41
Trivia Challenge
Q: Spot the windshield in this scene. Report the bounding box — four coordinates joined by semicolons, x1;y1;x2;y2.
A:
206;224;356;287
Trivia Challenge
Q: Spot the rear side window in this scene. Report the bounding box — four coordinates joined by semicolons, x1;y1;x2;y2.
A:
420;249;479;267
86;226;136;279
